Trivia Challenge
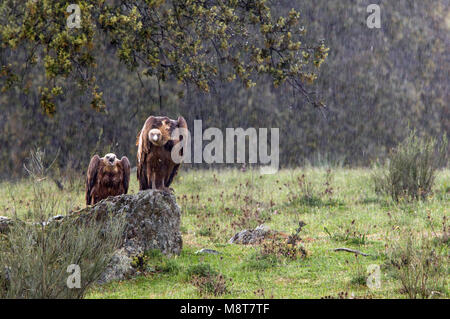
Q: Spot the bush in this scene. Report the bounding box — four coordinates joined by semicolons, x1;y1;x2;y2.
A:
385;231;448;299
191;273;231;297
373;131;448;201
283;170;342;208
243;224;308;271
185;263;231;296
324;220;368;246
243;250;279;270
186;263;218;279
0;150;125;298
159;259;181;274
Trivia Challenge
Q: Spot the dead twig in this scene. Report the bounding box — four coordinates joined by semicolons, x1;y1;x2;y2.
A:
333;248;369;256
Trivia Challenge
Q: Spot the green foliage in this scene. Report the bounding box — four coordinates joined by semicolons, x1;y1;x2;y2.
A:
185;262;218;279
324;220;368;246
131;249;181;274
284;170;342;208
159;258;181;274
0;150;125;298
373;131;448;202
0;1;448;176
243;228;308;271
130;253;150;272
243;250;279;270
5;167;441;299
384;230;448;299
145;248;164;259
0;0;327;112
185;263;230;296
190;273;231;297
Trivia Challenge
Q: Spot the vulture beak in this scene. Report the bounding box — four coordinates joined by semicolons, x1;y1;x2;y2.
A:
149;129;163;145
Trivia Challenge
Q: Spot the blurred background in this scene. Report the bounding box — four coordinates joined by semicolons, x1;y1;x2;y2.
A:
0;0;448;179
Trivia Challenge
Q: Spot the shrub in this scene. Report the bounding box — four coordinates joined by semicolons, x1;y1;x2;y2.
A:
185;262;230;296
283;170;341;208
349;255;369;287
191;274;231;297
0;204;125;299
244;222;308;270
243;250;279;270
131;249;180;274
324;220;368;246
373;131;448;201
0;150;125;298
159;258;181;274
186;263;218;279
385;231;448;299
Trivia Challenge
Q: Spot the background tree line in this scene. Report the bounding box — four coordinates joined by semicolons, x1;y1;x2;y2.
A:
0;0;448;179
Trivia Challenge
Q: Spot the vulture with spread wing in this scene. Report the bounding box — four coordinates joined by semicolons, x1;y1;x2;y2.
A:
85;153;131;205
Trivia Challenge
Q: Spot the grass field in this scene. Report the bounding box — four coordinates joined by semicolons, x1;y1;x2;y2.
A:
1;167;449;299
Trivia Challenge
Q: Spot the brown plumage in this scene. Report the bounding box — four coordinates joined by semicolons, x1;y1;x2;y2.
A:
85;153;131;206
136;115;188;191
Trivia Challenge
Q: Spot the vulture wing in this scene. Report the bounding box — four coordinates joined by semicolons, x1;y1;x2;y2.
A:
86;155;101;205
166;116;188;187
137;116;156;190
120;156;131;193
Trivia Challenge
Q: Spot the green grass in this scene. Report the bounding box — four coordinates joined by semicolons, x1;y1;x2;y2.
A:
1;167;448;299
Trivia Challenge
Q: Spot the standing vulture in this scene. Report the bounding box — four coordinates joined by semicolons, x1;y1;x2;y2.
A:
136;115;188;191
85;153;131;205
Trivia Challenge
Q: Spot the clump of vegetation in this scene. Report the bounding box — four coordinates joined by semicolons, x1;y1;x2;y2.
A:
349;255;369;287
159;258;181;274
384;229;448;299
0;150;125;299
373;131;448;202
131;249;181;274
186;263;218;279
243;221;308;270
322;291;374;299
253;274;274;299
243;250;280;271
350;273;367;287
262;221;308;260
131;253;150;273
324;220;368;246
284;170;341;208
322;291;352;299
261;237;308;261
426;214;449;246
185;262;230;296
191;273;231;297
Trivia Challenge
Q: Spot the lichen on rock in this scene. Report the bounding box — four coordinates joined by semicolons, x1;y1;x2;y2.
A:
1;189;183;284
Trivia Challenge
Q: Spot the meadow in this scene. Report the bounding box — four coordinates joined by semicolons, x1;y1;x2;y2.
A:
0;167;448;299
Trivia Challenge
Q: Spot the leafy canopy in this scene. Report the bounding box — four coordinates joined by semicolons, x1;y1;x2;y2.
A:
0;0;328;115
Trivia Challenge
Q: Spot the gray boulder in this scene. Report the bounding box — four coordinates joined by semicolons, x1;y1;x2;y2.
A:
74;189;183;282
1;189;183;284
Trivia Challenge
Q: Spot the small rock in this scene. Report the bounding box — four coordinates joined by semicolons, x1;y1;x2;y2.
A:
229;224;272;245
195;248;221;255
0;216;12;233
46;215;65;224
